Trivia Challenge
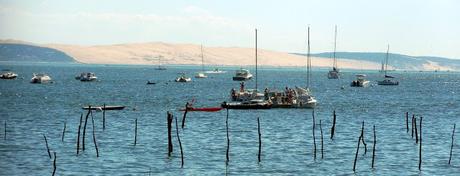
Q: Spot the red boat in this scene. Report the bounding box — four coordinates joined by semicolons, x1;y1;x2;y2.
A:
179;107;223;112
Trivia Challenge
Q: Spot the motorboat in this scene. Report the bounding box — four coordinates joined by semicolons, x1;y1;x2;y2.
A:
232;68;253;81
175;73;192;82
195;72;207;78
0;72;18;79
267;87;316;108
30;73;52;83
377;45;399;86
76;72;97;82
205;68;226;74
230;88;264;102
350;74;370;87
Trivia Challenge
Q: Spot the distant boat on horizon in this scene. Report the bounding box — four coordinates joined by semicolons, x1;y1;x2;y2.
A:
195;45;208;78
327;25;340;79
155;55;167;70
377;45;399;86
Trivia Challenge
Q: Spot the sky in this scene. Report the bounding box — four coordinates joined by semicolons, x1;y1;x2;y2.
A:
0;0;459;59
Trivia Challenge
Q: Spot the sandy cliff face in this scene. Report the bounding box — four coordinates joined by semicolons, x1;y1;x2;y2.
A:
45;42;381;69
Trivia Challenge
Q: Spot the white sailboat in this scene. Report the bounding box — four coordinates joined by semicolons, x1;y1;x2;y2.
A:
295;26;317;108
195;45;208;78
155;55;167;70
327;25;339;79
377;45;399;86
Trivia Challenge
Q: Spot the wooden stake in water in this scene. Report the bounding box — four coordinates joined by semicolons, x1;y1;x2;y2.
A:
103;104;106;130
406;112;409;133
320;119;324;159
257;117;261;163
61;121;66;142
181;102;190;129
82;106;91;151
175;116;184;168
52;152;57;176
226;109;230;165
43;134;51;159
134;118;138;146
411;115;414;138
76;113;82;155
167;112;173;156
414;117;418;143
3;120;6;140
360;121;367;154
419;116;422;171
449;124;456;165
331;110;336;140
372;125;376;168
91;111;99;157
312;110;317;160
353;135;362;172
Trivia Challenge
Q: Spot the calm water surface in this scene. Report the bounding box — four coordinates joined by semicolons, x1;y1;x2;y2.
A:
0;63;459;175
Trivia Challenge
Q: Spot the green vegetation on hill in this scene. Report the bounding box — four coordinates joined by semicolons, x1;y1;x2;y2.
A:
0;43;75;62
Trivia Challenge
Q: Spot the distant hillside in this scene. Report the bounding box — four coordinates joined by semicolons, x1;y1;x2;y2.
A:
305;52;460;71
0;43;75;62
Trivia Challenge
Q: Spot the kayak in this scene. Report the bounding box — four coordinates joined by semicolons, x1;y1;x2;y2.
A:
82;105;125;110
179;107;223;112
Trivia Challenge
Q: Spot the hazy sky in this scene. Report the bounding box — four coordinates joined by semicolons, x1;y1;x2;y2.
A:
1;0;459;58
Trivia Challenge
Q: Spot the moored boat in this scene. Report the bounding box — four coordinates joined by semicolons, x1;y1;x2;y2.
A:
76;72;97;82
0;72;18;79
30;73;52;84
350;74;370;87
221;99;272;109
377;45;399;86
175;73;192;82
232;68;253;81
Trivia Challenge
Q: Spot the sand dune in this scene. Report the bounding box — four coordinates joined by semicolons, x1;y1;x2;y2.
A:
45;42;382;70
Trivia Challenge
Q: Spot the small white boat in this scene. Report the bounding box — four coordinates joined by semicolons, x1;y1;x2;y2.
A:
30;73;52;84
350;74;370;87
0;72;18;79
293;87;317;108
76;72;97;81
205;68;226;74
232;68;253;81
175;73;192;82
195;72;207;78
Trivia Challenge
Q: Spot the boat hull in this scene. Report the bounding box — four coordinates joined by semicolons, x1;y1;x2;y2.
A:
179;107;223;112
221;102;271;109
232;76;252;81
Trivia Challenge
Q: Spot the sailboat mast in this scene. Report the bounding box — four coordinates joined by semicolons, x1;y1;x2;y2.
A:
385;44;389;76
255;28;258;91
201;45;204;72
333;25;337;69
307;26;311;88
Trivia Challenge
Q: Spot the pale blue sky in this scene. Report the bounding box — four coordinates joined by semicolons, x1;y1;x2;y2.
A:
1;0;459;58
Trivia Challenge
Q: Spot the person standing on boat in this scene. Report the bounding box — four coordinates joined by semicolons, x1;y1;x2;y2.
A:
240;82;245;92
231;88;236;101
264;88;269;100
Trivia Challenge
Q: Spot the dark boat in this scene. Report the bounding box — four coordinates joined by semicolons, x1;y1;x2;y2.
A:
221;100;272;110
179;107;223;112
146;81;156;85
82;105;125;110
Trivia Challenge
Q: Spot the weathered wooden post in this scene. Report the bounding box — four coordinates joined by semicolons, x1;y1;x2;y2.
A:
406;112;409;133
353;135;362;172
320;119;324;159
134;118;138;146
43;134;51;159
3;120;6;140
414;117;418;143
76;113;82;155
449;124;456;165
419;116;422;171
360;121;367;154
226;109;230;165
103;104;106;130
372;125;376;168
181;102;190;129
331;110;336;140
82;106;91;151
52;152;57;176
61;121;66;142
167;112;173;156
175;116;184;168
91;112;99;157
257;117;261;163
312;110;317;160
411;114;415;138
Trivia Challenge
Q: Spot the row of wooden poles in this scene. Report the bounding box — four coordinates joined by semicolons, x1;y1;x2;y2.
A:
3;104;457;175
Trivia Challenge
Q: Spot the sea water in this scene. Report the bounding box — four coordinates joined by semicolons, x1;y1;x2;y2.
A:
0;62;459;175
